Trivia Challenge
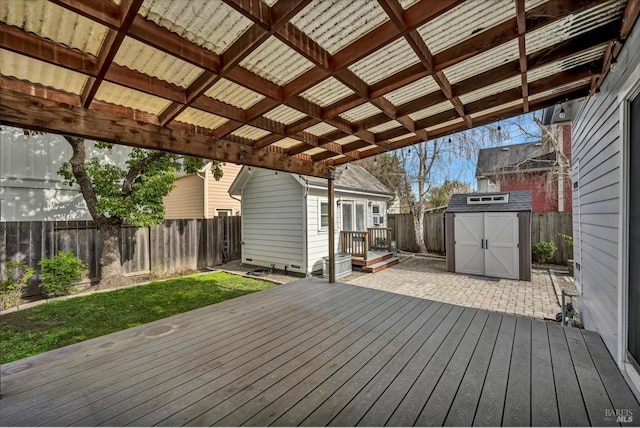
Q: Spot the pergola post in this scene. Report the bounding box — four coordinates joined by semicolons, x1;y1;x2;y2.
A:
328;173;335;283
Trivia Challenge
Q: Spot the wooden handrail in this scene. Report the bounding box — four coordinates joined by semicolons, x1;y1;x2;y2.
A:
340;230;368;258
368;227;392;251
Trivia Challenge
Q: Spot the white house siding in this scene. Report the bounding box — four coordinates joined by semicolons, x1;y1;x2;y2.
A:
241;169;304;272
0;126;130;221
163;174;205;219
573;19;640;374
305;188;388;273
206;163;241;217
305;188;340;273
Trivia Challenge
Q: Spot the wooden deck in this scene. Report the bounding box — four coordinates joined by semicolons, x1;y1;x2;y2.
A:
1;278;639;426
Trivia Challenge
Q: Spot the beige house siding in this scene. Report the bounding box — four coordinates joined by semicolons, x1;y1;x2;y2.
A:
206;163;242;217
163;174;205;219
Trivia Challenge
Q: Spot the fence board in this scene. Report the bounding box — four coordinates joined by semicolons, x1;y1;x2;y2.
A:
0;217;241;297
389;212;573;264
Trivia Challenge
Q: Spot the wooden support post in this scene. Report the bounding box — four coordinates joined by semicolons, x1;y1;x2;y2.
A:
328;173;335;283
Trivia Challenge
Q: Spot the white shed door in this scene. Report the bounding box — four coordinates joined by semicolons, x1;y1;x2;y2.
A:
454;213;485;276
454;212;520;280
484;212;519;280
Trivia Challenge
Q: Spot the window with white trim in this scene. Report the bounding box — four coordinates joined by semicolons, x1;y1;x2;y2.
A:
318;200;329;231
216;209;232;217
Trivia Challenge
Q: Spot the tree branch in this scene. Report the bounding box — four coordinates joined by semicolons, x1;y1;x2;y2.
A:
64;136;103;221
122;151;167;196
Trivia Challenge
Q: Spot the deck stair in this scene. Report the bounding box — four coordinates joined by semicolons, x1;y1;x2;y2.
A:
351;250;399;273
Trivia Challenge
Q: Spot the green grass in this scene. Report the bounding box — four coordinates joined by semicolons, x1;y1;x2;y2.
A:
0;272;275;364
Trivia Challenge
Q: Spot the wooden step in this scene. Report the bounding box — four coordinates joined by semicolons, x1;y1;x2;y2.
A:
351;251;393;267
363;257;400;273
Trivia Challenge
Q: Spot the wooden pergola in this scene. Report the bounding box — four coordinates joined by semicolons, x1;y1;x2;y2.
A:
1;0;638;281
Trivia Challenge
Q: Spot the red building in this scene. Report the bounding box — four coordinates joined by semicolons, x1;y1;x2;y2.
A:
475;123;572;213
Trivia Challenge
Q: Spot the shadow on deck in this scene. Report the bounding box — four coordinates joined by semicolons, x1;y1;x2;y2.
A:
1;278;638;426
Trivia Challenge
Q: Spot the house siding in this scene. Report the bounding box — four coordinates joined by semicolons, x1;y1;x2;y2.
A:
163;174;205;219
206;163;241;217
305;188;388;273
0;127;131;221
241;169;304;272
572;18;640;371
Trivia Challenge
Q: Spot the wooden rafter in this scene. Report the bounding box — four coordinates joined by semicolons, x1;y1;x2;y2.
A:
0;85;329;177
81;0;143;108
515;0;529;113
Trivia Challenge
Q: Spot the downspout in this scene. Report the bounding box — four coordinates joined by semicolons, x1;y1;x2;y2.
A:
196;169;207;218
301;175;309;276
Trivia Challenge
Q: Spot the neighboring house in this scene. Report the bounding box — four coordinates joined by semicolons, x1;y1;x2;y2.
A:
0;126;131;221
475;129;572;212
229;165;394;275
163;162;241;219
570;15;640;397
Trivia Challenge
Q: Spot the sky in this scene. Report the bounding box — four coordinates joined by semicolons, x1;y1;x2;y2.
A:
397;111;543;195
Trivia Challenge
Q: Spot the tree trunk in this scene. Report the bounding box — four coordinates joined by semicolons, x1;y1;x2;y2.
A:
413;210;427;253
97;222;125;287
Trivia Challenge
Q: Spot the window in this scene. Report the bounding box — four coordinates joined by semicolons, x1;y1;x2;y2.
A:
319;200;329;231
372;205;380;214
467;194;509;204
216;209;232;217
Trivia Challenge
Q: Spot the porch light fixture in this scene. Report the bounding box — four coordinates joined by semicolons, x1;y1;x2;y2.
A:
337;198;341;206
559;106;566;119
610;58;618;72
368;201;373;207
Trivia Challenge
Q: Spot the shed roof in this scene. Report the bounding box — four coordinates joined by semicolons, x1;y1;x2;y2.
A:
0;0;638;177
302;165;394;196
475;141;558;177
446;190;532;212
230;164;393;197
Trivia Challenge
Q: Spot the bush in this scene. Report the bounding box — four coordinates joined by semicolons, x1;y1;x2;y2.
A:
532;241;557;264
38;251;86;298
0;261;35;310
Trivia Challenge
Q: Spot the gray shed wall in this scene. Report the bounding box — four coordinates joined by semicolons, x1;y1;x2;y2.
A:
445;211;531;281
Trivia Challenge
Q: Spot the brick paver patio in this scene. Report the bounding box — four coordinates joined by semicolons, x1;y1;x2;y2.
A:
345;256;561;320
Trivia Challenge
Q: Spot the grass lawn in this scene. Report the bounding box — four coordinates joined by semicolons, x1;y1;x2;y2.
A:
0;272;275;364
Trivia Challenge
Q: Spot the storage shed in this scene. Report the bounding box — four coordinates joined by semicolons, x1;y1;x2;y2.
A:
445;191;532;281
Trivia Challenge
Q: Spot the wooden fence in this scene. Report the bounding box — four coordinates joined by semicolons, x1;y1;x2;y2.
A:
0;217;241;296
388;211;573;264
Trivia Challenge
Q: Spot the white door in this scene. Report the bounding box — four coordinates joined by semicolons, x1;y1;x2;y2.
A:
484;212;519;280
454;213;485;276
454;212;520;280
341;201;366;231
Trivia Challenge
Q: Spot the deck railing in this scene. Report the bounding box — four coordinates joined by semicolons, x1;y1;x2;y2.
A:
340;227;392;258
368;227;392;251
340;231;369;259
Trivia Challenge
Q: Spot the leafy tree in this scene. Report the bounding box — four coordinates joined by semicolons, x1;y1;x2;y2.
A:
357;153;413;212
57;136;221;285
428;180;471;208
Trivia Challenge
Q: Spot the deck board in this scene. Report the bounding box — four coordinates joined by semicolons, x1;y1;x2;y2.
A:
530;320;560;426
1;278;639;427
502;316;532;426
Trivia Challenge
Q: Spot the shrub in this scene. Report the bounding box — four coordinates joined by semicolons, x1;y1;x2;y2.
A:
532;241;557;264
0;261;34;310
557;232;574;247
38;251;86;298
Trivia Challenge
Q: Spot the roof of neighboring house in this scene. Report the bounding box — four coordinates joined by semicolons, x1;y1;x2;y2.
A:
446;190;532;213
229;165;393;197
475;141;557;178
301;165;393;196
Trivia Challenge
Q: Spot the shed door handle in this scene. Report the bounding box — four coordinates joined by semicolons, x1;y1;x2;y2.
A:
485;239;489;249
481;240;484;249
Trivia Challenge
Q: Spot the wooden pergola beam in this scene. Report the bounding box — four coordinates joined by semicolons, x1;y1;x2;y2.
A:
81;0;143;108
0;86;330;177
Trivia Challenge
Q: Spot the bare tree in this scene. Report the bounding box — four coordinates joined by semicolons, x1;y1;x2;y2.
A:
397;124;505;253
